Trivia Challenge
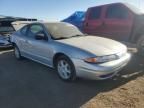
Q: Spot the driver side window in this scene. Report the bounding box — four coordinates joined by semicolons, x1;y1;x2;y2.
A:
28;24;45;39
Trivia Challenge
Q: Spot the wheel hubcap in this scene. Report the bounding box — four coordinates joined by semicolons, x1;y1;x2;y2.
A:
57;60;71;79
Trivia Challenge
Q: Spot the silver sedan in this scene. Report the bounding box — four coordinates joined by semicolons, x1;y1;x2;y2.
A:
11;22;131;81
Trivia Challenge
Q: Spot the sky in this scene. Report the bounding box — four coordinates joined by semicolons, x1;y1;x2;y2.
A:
0;0;143;21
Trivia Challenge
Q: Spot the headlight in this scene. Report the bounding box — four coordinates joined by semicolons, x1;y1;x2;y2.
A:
84;55;118;63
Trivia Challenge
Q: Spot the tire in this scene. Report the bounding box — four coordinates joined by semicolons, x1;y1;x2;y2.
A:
14;45;22;60
137;35;144;56
55;55;76;82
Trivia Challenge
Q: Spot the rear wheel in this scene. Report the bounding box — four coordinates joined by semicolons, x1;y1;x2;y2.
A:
14;45;22;60
55;56;76;81
137;35;144;56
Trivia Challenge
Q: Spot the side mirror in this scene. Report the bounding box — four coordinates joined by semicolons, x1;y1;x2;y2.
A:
35;33;46;40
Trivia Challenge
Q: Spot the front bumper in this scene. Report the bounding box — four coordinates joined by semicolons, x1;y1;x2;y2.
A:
72;53;131;80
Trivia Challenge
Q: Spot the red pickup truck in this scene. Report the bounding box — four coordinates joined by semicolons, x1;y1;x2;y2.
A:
84;3;144;54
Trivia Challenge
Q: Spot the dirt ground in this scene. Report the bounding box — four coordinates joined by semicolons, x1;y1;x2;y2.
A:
0;49;144;108
82;74;144;108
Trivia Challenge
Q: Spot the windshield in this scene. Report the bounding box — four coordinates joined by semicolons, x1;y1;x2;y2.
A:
45;22;83;39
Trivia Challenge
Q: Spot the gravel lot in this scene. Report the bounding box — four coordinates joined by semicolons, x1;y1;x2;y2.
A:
0;49;143;108
82;75;144;108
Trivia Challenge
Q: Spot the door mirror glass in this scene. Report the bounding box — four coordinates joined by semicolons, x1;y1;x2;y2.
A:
35;33;46;40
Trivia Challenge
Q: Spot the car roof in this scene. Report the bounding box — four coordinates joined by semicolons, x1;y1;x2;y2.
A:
29;22;74;27
88;2;125;9
87;2;142;14
43;22;70;25
12;21;37;30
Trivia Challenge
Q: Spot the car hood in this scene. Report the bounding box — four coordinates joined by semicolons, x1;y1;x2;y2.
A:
56;36;127;56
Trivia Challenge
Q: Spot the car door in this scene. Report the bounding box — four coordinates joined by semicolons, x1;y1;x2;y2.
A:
84;6;104;35
26;24;53;66
16;25;30;54
103;4;133;41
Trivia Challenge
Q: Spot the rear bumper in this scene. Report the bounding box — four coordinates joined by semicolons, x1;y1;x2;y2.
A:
72;53;131;80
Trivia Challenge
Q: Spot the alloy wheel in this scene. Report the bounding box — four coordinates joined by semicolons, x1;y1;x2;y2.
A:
57;60;71;80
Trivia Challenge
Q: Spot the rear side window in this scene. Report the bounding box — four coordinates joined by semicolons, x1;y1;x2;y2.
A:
88;7;102;20
106;5;129;19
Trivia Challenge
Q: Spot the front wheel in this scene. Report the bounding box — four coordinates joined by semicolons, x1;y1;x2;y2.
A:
137;36;144;56
56;56;76;81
